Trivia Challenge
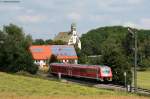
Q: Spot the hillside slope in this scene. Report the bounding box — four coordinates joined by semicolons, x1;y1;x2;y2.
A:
0;72;131;96
79;26;150;85
81;26;150;56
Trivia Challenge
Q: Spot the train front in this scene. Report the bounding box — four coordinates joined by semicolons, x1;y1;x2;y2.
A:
100;66;112;81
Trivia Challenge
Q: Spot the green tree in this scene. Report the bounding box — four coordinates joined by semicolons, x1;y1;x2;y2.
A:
144;41;150;58
45;39;53;44
79;26;150;85
139;58;150;71
0;24;38;74
101;40;132;85
33;39;45;45
123;31;134;56
49;54;58;63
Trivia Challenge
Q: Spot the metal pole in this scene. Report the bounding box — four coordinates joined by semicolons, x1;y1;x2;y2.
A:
124;72;127;88
134;31;137;92
58;72;61;79
128;28;138;93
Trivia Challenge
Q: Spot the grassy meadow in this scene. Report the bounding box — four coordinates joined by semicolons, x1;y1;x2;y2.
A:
0;72;127;96
0;72;149;99
0;96;149;99
137;70;150;89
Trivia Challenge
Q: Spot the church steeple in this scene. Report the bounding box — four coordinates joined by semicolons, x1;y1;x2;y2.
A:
68;23;81;49
71;23;77;35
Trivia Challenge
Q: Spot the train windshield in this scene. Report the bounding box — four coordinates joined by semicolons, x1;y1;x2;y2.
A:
101;67;110;76
103;69;110;74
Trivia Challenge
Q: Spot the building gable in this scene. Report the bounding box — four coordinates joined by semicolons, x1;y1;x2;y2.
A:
54;32;72;43
29;45;51;60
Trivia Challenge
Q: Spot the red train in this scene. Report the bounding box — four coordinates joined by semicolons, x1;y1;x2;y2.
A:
50;63;112;81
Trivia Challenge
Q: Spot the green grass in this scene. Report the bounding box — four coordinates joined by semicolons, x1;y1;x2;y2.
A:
0;72;133;96
137;71;150;89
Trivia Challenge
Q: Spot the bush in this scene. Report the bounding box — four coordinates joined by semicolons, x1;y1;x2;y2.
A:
26;64;39;74
139;58;150;71
16;71;33;76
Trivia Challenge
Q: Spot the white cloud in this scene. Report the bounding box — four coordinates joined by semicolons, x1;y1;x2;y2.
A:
18;14;47;23
95;0;145;13
140;18;150;25
25;9;34;14
67;12;81;21
89;15;120;25
123;22;138;28
0;0;150;39
96;0;144;5
139;18;150;29
123;18;150;29
126;0;144;5
0;5;23;11
90;15;103;21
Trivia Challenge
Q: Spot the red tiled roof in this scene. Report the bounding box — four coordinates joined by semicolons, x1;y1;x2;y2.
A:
29;45;78;60
29;45;51;60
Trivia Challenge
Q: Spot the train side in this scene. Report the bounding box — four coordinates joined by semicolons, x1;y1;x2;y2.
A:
50;63;112;81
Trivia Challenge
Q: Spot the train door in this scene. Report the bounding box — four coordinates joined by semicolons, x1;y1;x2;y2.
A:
96;67;100;80
68;66;72;76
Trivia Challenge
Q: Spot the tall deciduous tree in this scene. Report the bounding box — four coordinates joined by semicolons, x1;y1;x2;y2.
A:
0;24;38;74
101;39;132;85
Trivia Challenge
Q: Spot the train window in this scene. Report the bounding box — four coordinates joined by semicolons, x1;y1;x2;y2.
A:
86;69;97;73
80;69;86;72
102;69;110;74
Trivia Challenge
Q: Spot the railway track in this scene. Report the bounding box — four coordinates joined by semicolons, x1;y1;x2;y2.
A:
132;87;150;95
58;76;127;91
137;88;150;93
52;75;150;96
40;73;150;96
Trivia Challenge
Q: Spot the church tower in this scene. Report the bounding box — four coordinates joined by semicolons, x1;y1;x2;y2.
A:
68;23;81;49
71;23;77;35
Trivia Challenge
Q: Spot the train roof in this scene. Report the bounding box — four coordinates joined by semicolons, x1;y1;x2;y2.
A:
50;63;110;68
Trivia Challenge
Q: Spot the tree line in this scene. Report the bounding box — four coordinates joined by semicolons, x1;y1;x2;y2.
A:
78;26;150;85
0;24;149;85
32;39;66;45
0;24;67;74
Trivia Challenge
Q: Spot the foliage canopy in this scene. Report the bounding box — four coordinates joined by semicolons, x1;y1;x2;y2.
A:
79;26;150;84
0;24;38;74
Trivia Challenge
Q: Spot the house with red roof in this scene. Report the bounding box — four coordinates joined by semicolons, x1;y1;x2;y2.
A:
29;45;78;68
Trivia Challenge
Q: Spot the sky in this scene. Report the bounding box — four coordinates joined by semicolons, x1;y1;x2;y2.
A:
0;0;150;39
